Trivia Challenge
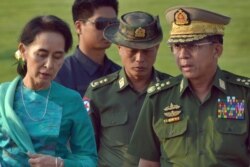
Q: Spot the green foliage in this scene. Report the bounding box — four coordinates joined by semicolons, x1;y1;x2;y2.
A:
0;0;249;83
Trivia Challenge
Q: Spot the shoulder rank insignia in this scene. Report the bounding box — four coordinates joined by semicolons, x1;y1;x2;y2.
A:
217;96;245;120
236;77;250;86
91;78;108;88
147;80;172;94
163;103;182;123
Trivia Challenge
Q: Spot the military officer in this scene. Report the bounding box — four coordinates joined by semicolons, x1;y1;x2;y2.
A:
84;11;172;167
128;6;250;167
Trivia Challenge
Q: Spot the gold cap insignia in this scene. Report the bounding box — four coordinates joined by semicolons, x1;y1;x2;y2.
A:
135;27;146;38
174;9;190;25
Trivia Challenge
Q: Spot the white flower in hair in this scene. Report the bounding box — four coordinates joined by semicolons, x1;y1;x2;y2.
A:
15;50;22;60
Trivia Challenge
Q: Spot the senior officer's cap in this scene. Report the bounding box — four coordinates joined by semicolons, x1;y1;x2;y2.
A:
165;6;231;44
103;11;163;49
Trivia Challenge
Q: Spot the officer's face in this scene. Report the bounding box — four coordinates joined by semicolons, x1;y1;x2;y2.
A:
172;40;222;80
118;45;159;79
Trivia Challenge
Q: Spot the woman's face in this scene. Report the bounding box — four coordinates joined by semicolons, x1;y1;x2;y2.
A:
20;31;65;90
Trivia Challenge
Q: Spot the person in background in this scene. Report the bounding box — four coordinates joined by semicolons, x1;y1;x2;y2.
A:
84;11;172;167
128;6;250;167
55;0;121;97
0;15;97;167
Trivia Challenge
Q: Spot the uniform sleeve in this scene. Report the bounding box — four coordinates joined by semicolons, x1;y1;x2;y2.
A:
84;87;101;150
64;96;98;167
128;95;161;161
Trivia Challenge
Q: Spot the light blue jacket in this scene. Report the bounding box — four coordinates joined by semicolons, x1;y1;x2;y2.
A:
0;76;97;167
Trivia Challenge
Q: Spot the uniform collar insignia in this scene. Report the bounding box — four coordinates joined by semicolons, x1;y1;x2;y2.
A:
174;8;190;25
119;77;125;89
219;78;226;90
180;79;184;93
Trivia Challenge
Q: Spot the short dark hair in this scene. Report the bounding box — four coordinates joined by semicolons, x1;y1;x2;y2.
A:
206;35;224;44
72;0;119;22
17;15;73;77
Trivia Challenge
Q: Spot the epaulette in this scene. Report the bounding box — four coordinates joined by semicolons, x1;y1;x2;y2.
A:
223;70;250;88
147;76;181;96
90;72;119;90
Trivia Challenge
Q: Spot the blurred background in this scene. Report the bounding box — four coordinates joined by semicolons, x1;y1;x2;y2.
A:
0;0;249;82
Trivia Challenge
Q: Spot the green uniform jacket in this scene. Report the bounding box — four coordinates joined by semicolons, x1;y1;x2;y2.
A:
84;68;171;167
128;68;250;167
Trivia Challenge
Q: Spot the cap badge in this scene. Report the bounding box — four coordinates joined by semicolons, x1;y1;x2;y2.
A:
163;103;182;123
134;27;146;38
174;8;190;25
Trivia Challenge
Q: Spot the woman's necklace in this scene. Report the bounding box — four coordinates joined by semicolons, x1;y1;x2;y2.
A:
20;82;51;122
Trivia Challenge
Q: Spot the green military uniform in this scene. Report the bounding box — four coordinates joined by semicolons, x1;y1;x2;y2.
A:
84;68;171;167
128;68;250;166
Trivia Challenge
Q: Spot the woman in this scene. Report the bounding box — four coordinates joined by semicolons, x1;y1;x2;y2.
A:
0;15;97;167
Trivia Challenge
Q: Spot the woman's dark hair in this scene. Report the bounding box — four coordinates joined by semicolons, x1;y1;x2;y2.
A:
17;15;73;77
72;0;119;22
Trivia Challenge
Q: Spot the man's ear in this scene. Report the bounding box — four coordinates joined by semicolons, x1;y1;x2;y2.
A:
213;43;223;58
75;21;82;34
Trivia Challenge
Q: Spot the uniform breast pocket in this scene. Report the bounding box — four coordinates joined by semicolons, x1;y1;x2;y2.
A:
214;119;248;155
154;118;188;158
100;109;128;146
